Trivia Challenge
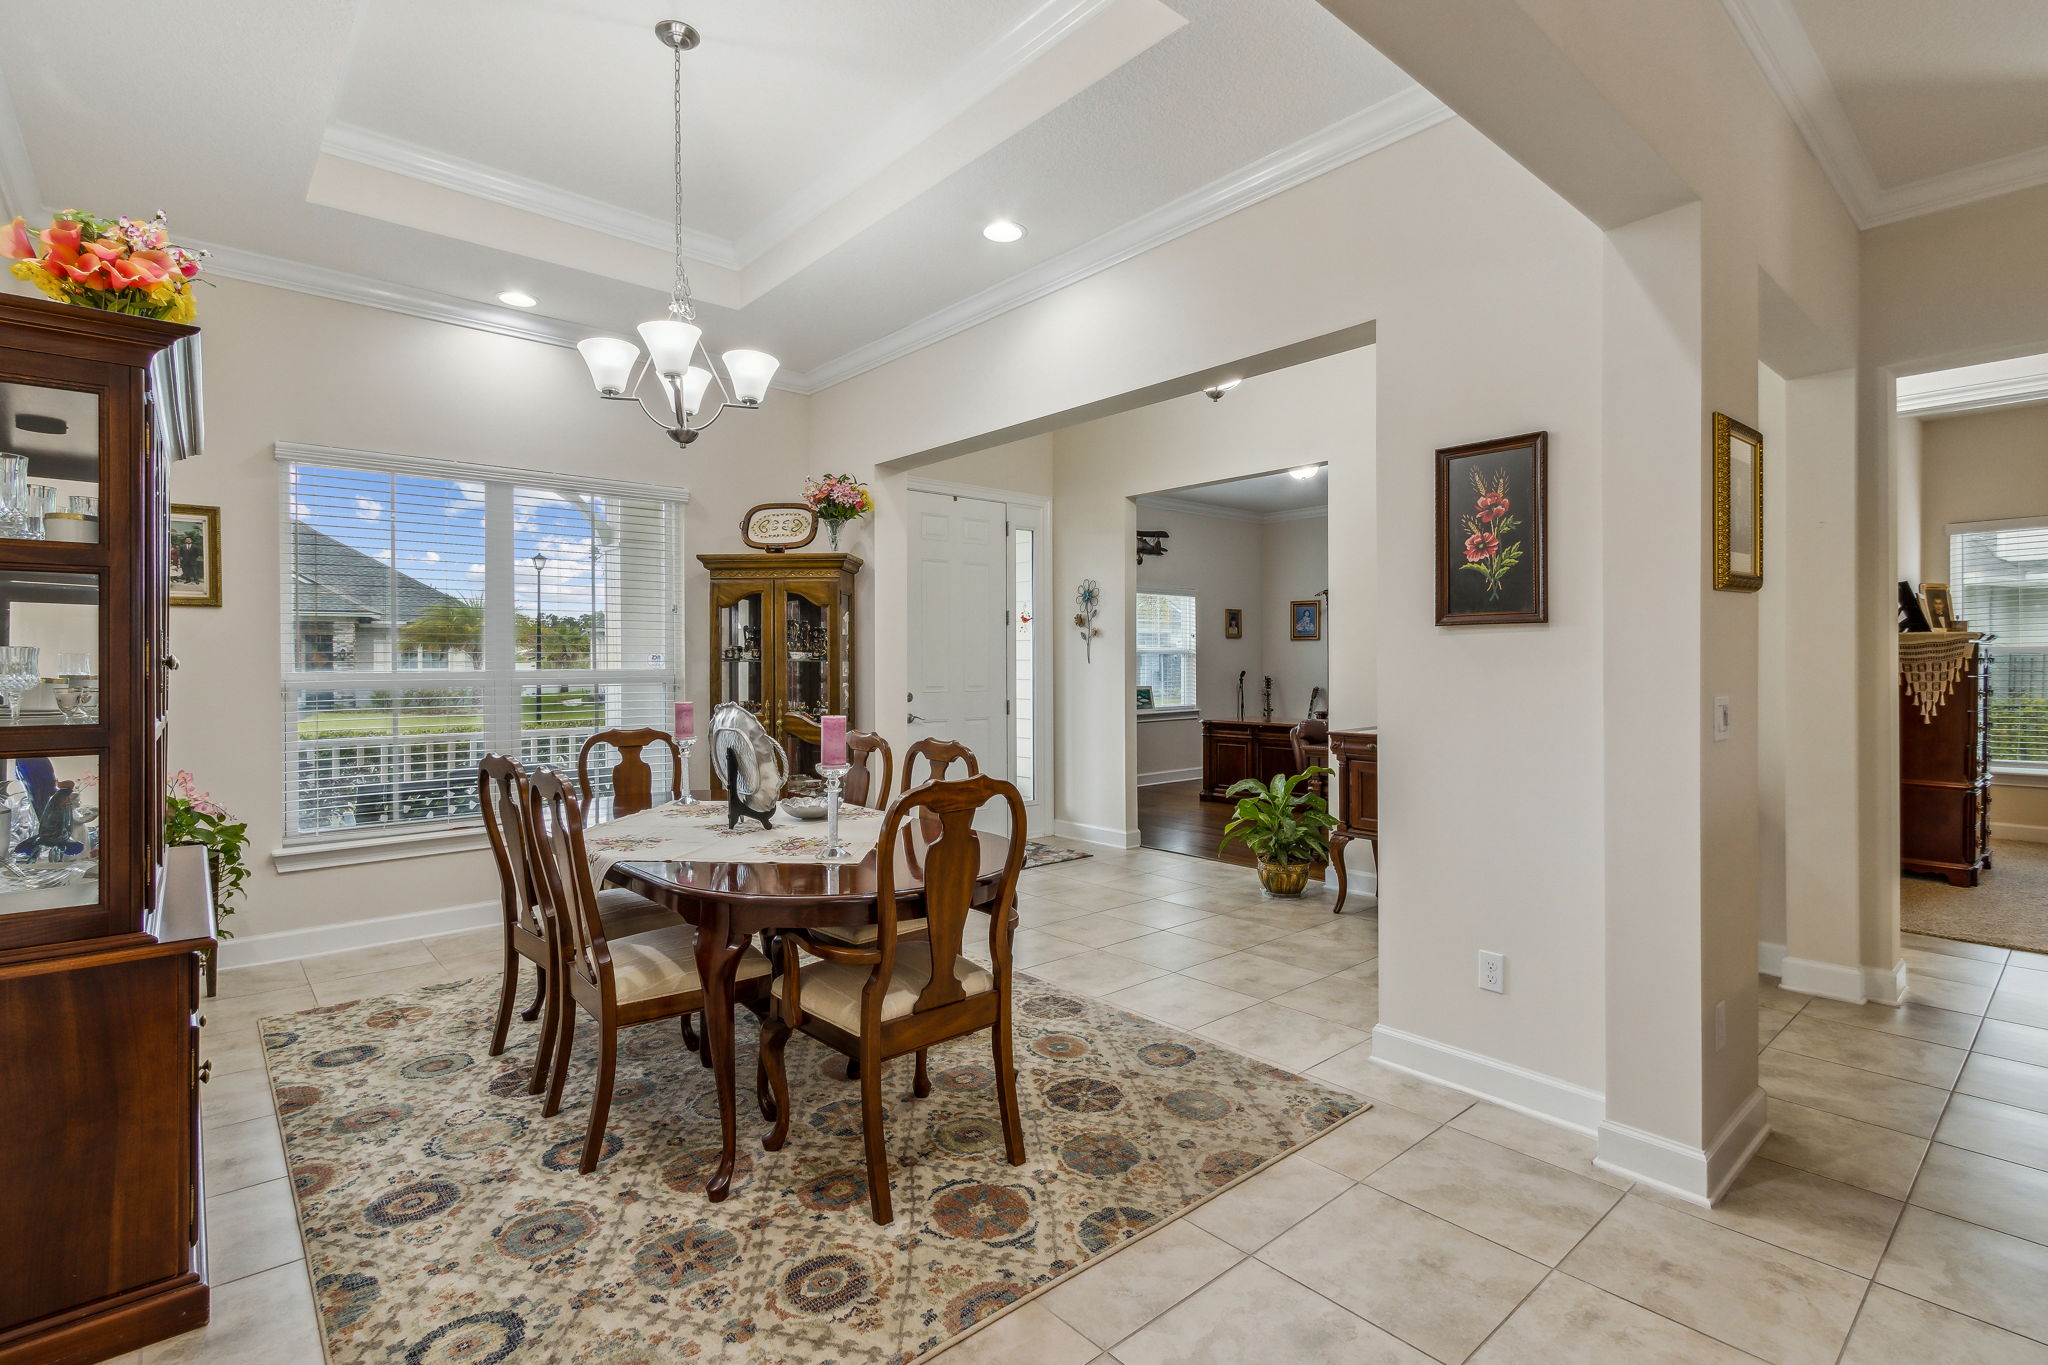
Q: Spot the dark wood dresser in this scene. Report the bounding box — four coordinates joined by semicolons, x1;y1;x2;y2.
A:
1200;719;1310;800
1900;636;1991;887
1327;728;1378;913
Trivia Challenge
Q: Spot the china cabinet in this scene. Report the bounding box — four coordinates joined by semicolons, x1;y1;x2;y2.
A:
699;552;861;782
0;294;214;1363
1900;635;1991;887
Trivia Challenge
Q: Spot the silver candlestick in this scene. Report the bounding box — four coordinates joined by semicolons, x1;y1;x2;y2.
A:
676;737;697;802
816;761;853;859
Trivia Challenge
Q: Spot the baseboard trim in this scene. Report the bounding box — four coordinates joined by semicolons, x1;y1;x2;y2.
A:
1758;941;1785;977
1779;954;1867;1004
1368;1025;1604;1133
1866;958;1909;1007
1136;766;1202;788
1053;820;1140;850
1990;820;2048;844
1595;1086;1769;1207
217;900;498;970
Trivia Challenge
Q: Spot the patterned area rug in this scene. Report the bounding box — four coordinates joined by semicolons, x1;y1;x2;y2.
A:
262;973;1361;1363
1019;841;1090;869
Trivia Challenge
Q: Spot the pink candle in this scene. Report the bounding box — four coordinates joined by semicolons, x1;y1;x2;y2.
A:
820;714;847;767
674;701;694;740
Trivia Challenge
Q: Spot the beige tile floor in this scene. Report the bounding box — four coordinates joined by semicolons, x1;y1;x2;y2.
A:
137;842;2048;1363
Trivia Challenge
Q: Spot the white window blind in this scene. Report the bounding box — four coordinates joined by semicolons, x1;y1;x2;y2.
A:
1136;590;1198;710
281;453;683;840
1951;519;2048;769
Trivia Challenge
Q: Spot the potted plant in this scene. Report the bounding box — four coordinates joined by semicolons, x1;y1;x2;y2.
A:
1218;768;1337;896
167;772;249;993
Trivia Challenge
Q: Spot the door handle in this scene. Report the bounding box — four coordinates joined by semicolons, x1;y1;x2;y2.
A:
908;713;932;724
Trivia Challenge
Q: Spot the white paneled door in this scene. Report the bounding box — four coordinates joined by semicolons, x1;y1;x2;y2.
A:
908;490;1010;786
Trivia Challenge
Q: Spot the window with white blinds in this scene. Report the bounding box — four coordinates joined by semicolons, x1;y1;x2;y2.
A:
1950;518;2048;769
1136;590;1198;710
280;448;683;840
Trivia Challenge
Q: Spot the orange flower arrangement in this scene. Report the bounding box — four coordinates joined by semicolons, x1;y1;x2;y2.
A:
4;210;206;323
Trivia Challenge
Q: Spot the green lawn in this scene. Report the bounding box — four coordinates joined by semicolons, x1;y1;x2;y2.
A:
298;696;602;740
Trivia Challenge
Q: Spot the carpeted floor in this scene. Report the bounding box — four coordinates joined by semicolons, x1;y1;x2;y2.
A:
260;972;1361;1364
1902;838;2048;954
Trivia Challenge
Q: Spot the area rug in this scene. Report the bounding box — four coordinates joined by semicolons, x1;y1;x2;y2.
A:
1903;838;2048;954
1020;841;1090;869
260;973;1362;1364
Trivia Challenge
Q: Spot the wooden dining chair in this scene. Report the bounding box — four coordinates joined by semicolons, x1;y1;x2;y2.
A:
478;756;676;1092
1290;718;1330;795
760;773;1028;1224
523;767;773;1172
900;736;979;792
578;726;684;818
843;730;893;808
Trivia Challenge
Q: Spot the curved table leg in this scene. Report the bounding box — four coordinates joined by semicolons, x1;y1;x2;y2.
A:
694;902;746;1203
1328;832;1350;915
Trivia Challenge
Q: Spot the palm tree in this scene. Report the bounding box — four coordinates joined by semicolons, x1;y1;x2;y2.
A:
398;598;484;663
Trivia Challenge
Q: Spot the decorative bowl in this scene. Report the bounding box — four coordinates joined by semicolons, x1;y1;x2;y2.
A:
778;796;830;821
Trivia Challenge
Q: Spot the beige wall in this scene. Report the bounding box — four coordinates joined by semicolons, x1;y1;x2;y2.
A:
1918;402;2048;837
168;276;811;943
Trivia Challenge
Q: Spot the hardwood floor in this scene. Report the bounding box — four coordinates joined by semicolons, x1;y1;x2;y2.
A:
1138;780;1255;866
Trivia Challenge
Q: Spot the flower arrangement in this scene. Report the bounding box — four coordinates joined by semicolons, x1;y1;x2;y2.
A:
1458;469;1524;601
802;474;874;548
4;210;207;324
166;770;248;936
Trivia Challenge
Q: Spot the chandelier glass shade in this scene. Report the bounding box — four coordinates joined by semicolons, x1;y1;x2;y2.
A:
577;21;778;446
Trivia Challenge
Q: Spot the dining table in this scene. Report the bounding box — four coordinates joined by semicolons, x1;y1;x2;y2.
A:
585;794;1013;1202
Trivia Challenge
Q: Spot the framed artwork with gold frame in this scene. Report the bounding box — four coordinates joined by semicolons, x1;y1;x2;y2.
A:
1712;413;1763;591
168;503;221;607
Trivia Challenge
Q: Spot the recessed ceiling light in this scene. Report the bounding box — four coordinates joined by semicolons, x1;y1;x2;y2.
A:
497;290;538;308
982;219;1026;243
1289;465;1323;480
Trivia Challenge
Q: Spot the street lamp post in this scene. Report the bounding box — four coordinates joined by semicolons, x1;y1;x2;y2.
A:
529;552;548;727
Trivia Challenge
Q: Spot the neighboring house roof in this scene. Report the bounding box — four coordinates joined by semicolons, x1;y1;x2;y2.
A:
290;521;461;625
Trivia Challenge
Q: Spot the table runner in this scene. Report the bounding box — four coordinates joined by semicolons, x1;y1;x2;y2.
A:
584;798;886;883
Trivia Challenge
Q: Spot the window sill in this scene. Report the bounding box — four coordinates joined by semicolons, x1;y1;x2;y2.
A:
1991;768;2048;789
272;824;491;874
1136;708;1200;723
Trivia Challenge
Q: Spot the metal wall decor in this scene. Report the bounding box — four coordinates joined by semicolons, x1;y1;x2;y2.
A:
1073;579;1101;661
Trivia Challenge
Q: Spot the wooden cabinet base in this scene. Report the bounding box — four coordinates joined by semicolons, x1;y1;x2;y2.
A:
0;1277;208;1365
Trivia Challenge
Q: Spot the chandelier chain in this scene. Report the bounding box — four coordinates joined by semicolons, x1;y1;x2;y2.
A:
670;38;695;322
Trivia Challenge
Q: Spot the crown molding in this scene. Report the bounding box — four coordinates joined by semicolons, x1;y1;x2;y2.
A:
1897;356;2048;417
320;123;741;270
799;86;1452;392
1135;491;1328;524
1721;0;2048;228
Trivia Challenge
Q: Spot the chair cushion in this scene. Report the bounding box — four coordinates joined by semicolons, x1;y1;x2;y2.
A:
806;916;927;947
773;943;992;1032
605;923;770;1005
595;886;672;940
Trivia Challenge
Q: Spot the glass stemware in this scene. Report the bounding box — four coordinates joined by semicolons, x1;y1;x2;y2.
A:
20;484;53;540
0;455;28;539
0;646;41;722
54;652;95;722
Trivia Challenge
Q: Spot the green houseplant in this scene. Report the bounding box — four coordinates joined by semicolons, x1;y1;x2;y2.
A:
166;770;248;938
1217;767;1337;896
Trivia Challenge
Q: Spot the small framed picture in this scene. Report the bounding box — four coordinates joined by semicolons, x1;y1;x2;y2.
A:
169;504;221;608
1290;600;1321;641
1224;608;1243;639
1713;414;1764;591
1436;431;1549;624
1921;582;1955;631
1135;685;1155;710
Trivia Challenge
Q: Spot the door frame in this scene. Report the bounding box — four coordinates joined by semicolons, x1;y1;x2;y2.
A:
906;475;1054;835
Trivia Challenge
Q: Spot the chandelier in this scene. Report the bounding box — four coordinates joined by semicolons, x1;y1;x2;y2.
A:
575;20;778;446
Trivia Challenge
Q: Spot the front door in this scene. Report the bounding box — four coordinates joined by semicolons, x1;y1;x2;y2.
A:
907;490;1009;787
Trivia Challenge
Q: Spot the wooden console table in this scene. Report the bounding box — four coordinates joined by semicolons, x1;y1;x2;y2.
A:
1200;719;1311;800
1327;728;1378;914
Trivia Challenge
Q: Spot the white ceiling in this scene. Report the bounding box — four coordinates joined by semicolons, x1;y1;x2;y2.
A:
1139;466;1328;519
0;0;1435;391
1723;0;2048;226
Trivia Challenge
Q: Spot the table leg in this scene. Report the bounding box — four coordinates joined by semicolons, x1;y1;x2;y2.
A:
1328;832;1350;914
695;903;746;1203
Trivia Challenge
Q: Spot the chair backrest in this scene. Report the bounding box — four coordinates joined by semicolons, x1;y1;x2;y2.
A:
844;730;893;808
578;727;682;817
522;768;612;992
1290;718;1329;773
478;755;544;939
900;737;980;793
870;774;1025;1021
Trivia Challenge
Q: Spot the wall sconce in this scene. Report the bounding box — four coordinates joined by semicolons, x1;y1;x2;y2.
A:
1137;529;1170;566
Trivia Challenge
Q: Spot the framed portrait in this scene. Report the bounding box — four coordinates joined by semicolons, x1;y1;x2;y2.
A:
168;504;221;608
1713;413;1763;591
1436;431;1548;625
1135;685;1155;711
1921;582;1955;631
1290;600;1321;641
1224;608;1243;639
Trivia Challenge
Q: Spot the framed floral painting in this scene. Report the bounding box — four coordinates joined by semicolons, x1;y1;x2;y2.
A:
1435;431;1548;625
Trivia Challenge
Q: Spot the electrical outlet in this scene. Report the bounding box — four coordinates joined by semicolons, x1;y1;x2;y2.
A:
1713;696;1732;742
1478;951;1506;994
1714;999;1727;1052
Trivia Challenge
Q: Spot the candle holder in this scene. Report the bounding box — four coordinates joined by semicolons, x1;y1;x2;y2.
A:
676;737;696;802
816;761;853;859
